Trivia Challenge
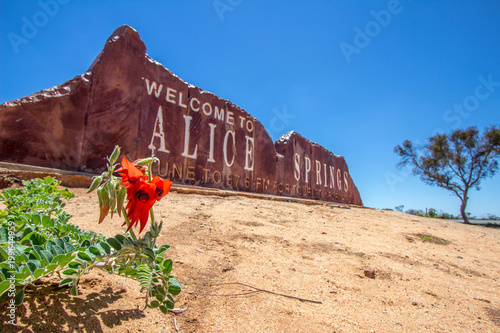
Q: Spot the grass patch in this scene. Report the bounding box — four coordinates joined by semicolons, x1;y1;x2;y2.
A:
416;233;449;245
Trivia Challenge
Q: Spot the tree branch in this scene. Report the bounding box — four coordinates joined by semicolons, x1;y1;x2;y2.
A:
212;282;323;304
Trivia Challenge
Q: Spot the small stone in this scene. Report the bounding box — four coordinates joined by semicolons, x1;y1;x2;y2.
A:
364;269;376;279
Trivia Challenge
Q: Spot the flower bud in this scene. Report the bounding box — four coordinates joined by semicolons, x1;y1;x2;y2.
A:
87;176;103;193
116;186;127;217
108;145;121;165
134;157;154;167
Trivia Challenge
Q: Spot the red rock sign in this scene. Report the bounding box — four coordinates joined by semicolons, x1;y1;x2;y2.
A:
0;25;362;206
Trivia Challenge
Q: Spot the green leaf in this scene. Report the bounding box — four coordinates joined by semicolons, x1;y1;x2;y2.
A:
31;248;42;261
39;258;49;267
162;259;173;276
158;244;170;255
118;268;137;276
41;215;51;227
156;257;164;265
70;285;78;296
51;254;65;265
40;250;53;263
45;263;58;273
168;278;182;296
137;266;151;274
76;251;92;262
34;268;45;279
137;276;151;283
140;252;155;262
15;253;28;266
19;228;35;244
1;262;18;272
0;280;11;296
106;182;116;219
154;292;164;304
116;187;126;217
14;288;24;305
0;268;11;280
114;234;125;244
96;242;111;255
106;238;121;251
87;246;101;257
164;294;175;309
62;269;78;277
68;261;82;270
0;228;8;243
49;245;65;256
59;278;73;287
15;267;31;281
30;233;46;246
58;253;74;268
63;241;75;253
80;239;91;248
148;300;160;308
0;247;8;261
55;238;65;249
32;214;41;226
97;187;110;224
26;261;38;276
14;243;30;254
159;305;168;314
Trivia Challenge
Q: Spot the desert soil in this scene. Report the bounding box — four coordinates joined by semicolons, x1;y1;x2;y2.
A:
1;186;499;332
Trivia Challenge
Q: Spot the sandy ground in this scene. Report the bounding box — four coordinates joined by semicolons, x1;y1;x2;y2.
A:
1;187;499;332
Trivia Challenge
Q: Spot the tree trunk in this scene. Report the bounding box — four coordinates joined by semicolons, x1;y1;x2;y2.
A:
460;191;470;224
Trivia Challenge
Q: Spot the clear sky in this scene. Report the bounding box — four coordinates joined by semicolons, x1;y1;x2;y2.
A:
1;0;499;217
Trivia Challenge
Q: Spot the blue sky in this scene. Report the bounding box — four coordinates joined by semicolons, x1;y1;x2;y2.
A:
1;0;499;217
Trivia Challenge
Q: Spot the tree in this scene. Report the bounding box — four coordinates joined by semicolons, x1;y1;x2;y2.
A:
394;126;500;224
394;205;405;212
405;208;419;215
427;208;438;218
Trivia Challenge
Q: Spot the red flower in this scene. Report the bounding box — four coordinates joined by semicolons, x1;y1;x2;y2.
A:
151;176;172;201
116;156;147;191
117;156;172;233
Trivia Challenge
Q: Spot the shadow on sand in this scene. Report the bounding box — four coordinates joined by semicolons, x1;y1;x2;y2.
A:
0;279;145;333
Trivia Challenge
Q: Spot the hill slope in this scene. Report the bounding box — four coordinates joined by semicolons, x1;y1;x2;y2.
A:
2;188;499;332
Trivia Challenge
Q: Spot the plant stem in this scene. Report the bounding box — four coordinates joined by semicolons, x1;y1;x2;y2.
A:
122;207;137;241
147;162;152;182
150;209;155;225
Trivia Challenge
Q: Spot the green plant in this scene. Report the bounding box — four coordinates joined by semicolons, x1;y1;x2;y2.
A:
416;233;449;245
0;146;182;318
418;234;433;242
0;177;102;306
0;177;73;217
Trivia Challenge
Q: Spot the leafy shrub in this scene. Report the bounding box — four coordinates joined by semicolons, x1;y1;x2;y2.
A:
0;175;180;315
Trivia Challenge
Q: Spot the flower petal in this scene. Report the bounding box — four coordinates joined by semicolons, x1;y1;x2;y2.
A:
151;177;173;201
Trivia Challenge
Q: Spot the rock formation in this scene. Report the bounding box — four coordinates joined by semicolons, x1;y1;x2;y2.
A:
0;25;362;205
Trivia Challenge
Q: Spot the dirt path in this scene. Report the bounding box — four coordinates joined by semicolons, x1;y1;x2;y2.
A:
2;187;500;332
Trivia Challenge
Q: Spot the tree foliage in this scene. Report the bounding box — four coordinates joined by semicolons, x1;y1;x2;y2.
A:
394;126;500;224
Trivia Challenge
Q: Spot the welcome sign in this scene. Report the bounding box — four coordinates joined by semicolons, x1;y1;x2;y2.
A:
0;25;362;205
